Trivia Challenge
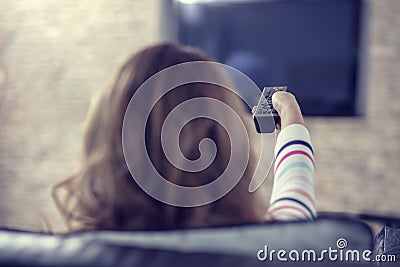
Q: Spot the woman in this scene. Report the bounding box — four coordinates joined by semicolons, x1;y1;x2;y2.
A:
52;43;316;231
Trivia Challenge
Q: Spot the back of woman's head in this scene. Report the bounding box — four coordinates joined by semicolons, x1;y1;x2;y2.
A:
53;43;266;231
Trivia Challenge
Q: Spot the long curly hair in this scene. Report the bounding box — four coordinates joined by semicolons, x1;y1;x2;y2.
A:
52;43;268;231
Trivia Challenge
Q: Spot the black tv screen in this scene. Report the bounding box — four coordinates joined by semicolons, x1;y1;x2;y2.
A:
166;0;363;116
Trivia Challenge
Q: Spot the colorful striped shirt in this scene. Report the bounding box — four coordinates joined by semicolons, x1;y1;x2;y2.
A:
267;124;317;221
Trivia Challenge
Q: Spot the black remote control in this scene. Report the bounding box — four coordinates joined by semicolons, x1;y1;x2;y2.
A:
253;86;287;133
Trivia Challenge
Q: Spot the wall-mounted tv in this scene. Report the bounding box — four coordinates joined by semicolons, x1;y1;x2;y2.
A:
162;0;365;116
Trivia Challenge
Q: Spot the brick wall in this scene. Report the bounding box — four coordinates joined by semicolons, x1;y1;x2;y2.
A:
309;0;400;217
0;0;399;232
0;0;161;231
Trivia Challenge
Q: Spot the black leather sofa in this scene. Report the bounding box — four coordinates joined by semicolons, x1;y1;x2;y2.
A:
0;217;378;267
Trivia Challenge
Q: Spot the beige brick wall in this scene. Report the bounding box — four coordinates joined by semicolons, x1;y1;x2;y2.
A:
0;0;161;231
0;0;399;232
309;0;400;217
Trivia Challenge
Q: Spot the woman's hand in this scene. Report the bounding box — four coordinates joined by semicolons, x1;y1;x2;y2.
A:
271;91;304;129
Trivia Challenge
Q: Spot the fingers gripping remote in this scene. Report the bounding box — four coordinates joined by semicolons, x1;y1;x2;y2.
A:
253;86;287;133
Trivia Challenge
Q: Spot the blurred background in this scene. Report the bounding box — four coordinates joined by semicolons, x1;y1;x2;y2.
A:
0;0;399;232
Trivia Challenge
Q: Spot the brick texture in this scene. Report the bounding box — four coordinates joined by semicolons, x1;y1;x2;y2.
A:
0;0;161;231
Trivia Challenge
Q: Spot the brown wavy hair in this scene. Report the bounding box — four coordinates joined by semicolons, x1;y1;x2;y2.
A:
52;43;268;231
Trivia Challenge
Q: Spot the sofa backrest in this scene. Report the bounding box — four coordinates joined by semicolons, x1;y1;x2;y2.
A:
0;218;374;267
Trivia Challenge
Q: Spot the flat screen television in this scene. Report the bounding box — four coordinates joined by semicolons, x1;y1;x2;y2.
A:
161;0;365;116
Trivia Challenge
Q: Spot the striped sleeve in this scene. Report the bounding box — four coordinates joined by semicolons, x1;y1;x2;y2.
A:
267;124;317;221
